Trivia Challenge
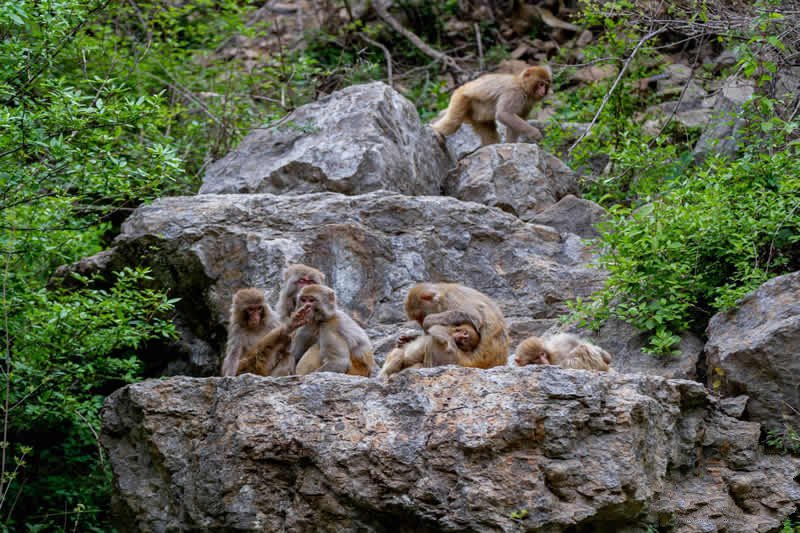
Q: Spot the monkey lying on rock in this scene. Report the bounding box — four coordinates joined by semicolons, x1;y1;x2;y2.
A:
515;333;612;371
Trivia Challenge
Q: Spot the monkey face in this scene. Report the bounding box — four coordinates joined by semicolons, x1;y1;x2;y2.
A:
452;326;479;352
535;80;550;98
245;305;263;328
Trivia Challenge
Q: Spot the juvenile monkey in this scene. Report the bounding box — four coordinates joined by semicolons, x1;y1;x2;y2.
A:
403;282;510;369
236;303;313;377
291;285;375;377
221;288;280;376
516;333;612;371
276;263;326;320
379;321;481;378
431;65;552;145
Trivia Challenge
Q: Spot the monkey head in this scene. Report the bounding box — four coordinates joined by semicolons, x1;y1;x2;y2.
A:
515;336;550;366
232;288;268;330
297;284;337;322
284;264;326;290
451;324;480;352
521;66;552;99
404;283;444;326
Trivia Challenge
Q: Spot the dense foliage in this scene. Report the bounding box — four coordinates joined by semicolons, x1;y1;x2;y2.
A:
1;0;798;529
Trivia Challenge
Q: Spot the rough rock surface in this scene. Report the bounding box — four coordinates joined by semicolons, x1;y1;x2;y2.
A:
199;82;451;196
101;368;800;532
693;76;755;161
530;194;606;238
98;191;606;374
444;143;579;220
705;271;800;432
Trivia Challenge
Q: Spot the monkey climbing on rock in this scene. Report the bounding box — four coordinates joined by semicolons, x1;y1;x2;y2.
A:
431;65;552;145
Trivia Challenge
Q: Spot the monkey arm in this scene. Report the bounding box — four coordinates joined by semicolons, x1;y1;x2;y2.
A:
496;110;543;141
221;338;242;377
290;325;317;362
236;325;291;376
422;310;482;333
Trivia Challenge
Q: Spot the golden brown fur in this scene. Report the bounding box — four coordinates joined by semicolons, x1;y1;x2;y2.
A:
236;304;312;377
516;333;612;371
276;263;326;320
379;322;481;378
221;288;280;376
431;65;551;145
291;285;375;377
403;282;509;369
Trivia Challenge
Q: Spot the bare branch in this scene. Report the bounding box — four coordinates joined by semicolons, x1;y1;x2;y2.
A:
359;33;393;87
373;1;463;81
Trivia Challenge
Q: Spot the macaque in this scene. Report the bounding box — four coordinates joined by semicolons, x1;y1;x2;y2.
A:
236;303;313;377
291;285;375;377
403;282;510;369
379;321;481;378
431;65;552;145
494;59;530;75
276;263;326;320
221;288;280;376
516;333;612;371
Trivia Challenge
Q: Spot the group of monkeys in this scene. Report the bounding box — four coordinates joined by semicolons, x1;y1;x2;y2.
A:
221;264;613;379
220;63;601;378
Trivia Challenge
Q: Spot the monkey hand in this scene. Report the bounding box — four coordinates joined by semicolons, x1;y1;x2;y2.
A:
395;334;420;348
522;126;543;143
289;303;313;331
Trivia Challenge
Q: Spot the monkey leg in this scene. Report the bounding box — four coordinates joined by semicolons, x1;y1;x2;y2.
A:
431;91;468;136
347;350;374;377
295;343;322;375
468;120;500;146
379;347;407;378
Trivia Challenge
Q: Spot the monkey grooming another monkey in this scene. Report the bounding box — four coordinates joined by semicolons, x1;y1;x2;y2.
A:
236;303;313;377
291;284;375;377
221;288;280;376
276;263;326;320
404;282;510;369
516;333;612;371
431;65;552;145
379;321;481;378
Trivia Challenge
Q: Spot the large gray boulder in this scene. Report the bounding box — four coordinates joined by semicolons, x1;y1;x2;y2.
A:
61;190;702;378
705;271;800;432
444;143;579;221
101;368;800;532
200;82;452;196
98;191;605;374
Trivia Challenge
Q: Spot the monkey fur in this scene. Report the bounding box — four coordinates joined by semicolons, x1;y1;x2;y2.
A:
291;284;375;377
221;288;280;376
516;333;612;371
431;65;551;145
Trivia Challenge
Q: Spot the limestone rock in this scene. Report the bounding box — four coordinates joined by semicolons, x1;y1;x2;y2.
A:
200;82;451;196
444;143;579;220
705;271;800;432
530;194;606;238
101;369;800;532
694;76;755;161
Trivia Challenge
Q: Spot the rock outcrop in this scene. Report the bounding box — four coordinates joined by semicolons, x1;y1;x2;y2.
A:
705;271;800;432
91;80;800;531
444;143;579;221
101;368;800;532
200;82;452;196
